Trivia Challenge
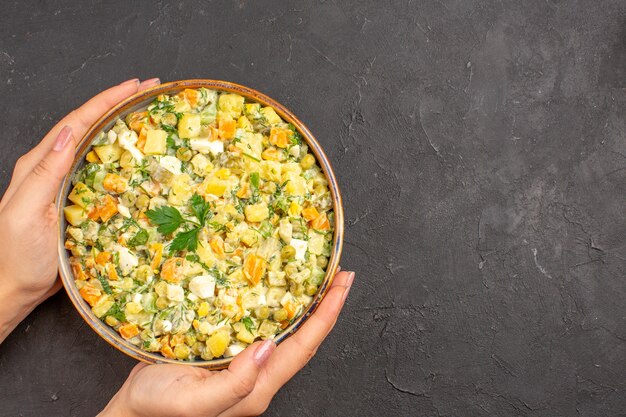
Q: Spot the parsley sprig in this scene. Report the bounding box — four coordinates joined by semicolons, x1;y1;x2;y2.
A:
146;194;212;252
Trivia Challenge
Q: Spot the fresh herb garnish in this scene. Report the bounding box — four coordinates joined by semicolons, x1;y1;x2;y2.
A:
242;316;255;333
128;228;149;247
96;272;112;295
105;303;126;322
147;194;214;253
190;194;212;226
146;206;184;235
170;227;200;252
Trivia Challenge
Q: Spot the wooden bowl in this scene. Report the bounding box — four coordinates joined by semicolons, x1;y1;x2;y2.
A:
56;80;344;369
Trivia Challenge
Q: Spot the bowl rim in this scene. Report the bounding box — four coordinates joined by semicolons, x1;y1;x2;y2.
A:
56;79;344;369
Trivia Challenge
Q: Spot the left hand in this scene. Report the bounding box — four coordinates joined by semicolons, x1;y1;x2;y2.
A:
0;77;160;342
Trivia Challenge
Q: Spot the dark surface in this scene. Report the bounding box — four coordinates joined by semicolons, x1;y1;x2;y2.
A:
1;0;625;416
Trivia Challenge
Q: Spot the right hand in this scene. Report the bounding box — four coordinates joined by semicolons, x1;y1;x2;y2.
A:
99;270;355;417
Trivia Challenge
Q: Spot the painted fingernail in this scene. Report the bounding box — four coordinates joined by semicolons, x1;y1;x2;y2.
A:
253;339;275;366
53;126;73;151
140;78;160;87
341;272;355;303
120;78;140;86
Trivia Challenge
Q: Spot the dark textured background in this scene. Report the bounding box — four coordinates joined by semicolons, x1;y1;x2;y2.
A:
1;0;625;416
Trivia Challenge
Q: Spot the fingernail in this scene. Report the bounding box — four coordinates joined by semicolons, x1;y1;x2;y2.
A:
120;78;140;86
253;339;275;366
341;271;355;303
140;78;160;87
337;265;342;272
53;126;73;151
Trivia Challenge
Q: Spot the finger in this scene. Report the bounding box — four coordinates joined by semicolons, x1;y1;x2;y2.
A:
138;77;160;92
195;340;275;413
4;126;76;213
265;271;354;387
218;271;354;417
0;78;142;208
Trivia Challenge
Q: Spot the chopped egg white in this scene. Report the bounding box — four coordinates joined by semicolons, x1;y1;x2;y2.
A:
166;284;185;302
113;244;138;274
225;343;246;357
117;130;145;162
189;275;216;299
189;139;224;156
290;238;308;261
117;203;131;218
158;155;182;175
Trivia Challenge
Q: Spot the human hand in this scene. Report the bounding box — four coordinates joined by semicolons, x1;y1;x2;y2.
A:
0;77;161;342
99;270;355;417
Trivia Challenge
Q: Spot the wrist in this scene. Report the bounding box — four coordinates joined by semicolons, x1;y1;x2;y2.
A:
0;279;40;343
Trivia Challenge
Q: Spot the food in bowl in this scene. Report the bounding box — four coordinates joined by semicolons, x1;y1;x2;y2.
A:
63;87;335;361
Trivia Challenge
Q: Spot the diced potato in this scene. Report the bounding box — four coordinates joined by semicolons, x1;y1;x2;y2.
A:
266;287;287;308
178;113;202;139
244;202;269;223
207;330;230;357
240;229;259;247
258;320;280;338
260;107;282;125
237;116;253;131
308;231;325;255
191;154;213;176
68;182;95;208
236;328;255;344
143;129;168;155
288;201;302;217
93;142;122;163
203;179;227;197
217;94;245;121
85;150;100;163
268;271;287;287
64;205;88;226
284;173;307;196
260;161;281;182
92;295;114;318
168;174;193;206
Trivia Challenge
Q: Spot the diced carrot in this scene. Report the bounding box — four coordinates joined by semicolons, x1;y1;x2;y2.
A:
79;285;101;307
285;301;297;320
136;127;148;152
170;333;185;346
236;182;250;199
98;195;119;222
311;212;330;231
64;240;76;250
119;323;140;340
269;127;290;149
210;235;225;258
182;89;201;107
243;253;267;286
161;344;176;359
232;247;244;259
126;111;148;133
160;257;184;283
280;320;290;329
149;243;164;271
103;173;128;194
95;251;111;266
70;258;87;281
301;207;320;222
261;147;280;161
106;263;119;281
219;119;236;140
88;206;100;221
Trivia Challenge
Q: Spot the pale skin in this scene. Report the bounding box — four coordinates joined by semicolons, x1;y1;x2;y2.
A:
0;78;354;416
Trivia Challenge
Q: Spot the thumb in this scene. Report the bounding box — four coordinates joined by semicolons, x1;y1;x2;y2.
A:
198;340;275;412
9;126;75;211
